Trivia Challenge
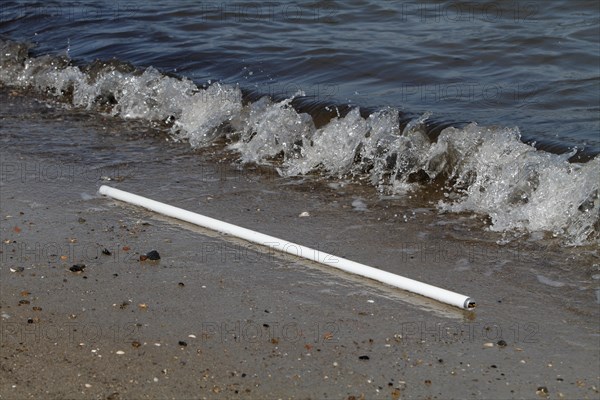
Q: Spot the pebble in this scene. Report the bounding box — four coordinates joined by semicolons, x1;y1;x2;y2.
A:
483;342;494;348
70;264;86;273
299;211;310;217
116;350;125;355
358;355;370;360
536;386;549;396
146;250;160;260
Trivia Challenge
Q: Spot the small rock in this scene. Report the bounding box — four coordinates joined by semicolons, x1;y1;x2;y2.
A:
299;211;310;217
102;248;112;256
497;340;507;347
116;350;125;355
358;355;370;360
178;341;187;347
145;250;160;260
70;264;86;273
78;217;86;223
536;386;549;396
131;341;141;348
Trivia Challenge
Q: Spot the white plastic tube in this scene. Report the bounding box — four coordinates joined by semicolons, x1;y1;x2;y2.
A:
98;185;475;310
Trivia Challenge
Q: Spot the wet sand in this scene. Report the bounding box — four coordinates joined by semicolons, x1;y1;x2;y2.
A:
1;89;599;399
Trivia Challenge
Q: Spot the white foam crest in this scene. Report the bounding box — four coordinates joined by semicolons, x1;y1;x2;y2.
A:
432;123;599;244
0;42;243;146
8;55;86;97
107;67;197;120
283;108;368;177
171;83;243;147
229;96;315;164
358;109;431;193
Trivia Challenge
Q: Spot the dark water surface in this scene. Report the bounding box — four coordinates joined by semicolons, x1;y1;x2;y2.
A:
2;0;599;149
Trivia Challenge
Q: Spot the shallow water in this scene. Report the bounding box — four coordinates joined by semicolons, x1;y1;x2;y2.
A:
0;1;599;246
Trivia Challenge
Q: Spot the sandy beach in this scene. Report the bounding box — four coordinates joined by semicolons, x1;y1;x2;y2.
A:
1;88;599;399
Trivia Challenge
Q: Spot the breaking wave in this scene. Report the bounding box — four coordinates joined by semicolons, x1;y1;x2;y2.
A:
1;39;598;245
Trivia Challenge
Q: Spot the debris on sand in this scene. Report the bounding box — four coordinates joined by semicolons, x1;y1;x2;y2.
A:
140;250;160;261
70;264;86;273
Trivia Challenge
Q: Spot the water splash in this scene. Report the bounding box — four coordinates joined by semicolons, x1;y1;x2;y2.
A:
1;39;598;245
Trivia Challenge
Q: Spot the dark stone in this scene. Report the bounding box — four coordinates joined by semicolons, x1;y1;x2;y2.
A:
146;250;160;260
358;355;370;360
70;264;86;272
